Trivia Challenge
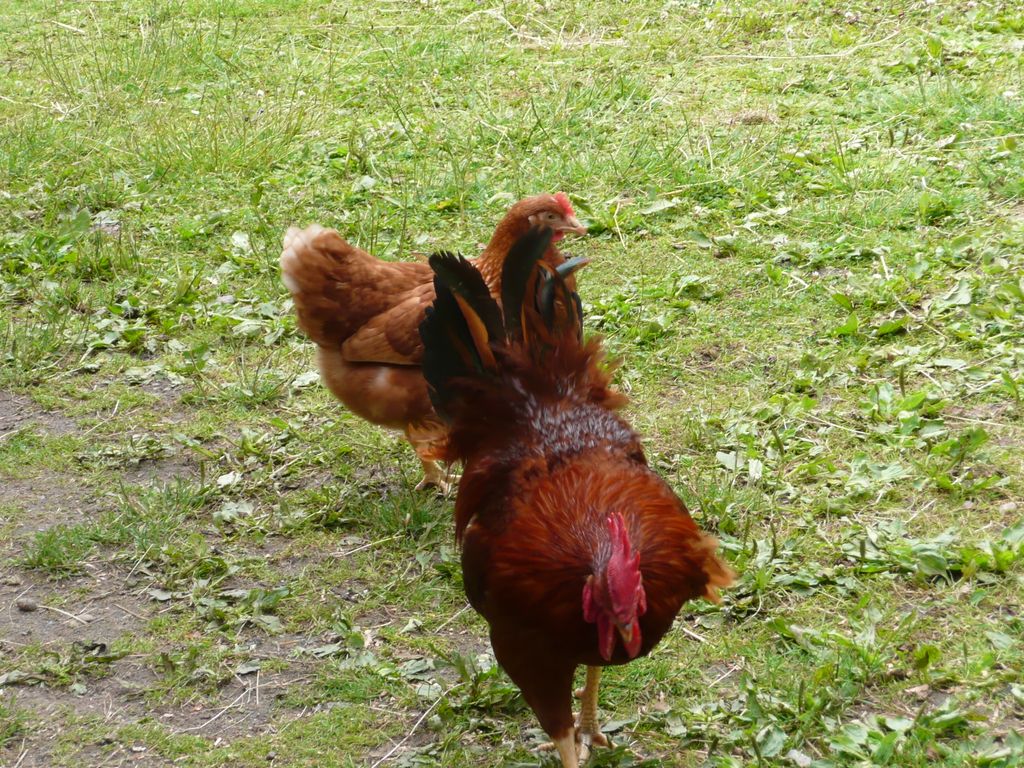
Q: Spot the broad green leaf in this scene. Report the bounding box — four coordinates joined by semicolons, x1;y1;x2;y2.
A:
833;313;859;336
876;317;908;336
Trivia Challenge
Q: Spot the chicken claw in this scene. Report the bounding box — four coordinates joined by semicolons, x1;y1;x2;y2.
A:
576;667;612;755
539;728;609;768
413;459;457;495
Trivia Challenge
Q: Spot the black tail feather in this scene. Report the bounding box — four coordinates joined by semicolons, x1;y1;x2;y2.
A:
420;253;503;419
419;271;469;420
428;252;504;342
555;255;589;281
500;227;554;341
421;226;586;422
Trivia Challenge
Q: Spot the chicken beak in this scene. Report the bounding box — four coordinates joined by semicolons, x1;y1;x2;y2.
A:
616;620;642;658
560;215;587;235
616;622;633;646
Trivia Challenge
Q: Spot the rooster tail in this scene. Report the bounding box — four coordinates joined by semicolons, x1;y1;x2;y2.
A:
421;227;578;418
500;228;588;350
500;227;553;337
420;250;507;420
502;228;591;376
421;226;613;428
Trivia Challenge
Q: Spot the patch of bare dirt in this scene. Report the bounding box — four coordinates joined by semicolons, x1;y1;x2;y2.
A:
946;401;1021;449
134;376;194;428
0;390;98;548
685;342;748;373
151;632;315;742
137;376;183;402
0;568;161;767
1;672;164;765
0;390;77;438
0;569;149;657
0;389;367;763
727;109;778;126
0;567;316;764
1;474;102;545
119;456;197;486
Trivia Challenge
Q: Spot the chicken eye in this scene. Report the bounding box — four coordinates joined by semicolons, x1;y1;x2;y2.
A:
545;212;558;221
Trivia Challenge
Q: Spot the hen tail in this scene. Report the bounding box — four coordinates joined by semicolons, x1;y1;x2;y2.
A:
279;225;368;349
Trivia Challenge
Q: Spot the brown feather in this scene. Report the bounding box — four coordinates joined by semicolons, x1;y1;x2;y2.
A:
452;294;498;370
340;284;435;364
280;195;588;490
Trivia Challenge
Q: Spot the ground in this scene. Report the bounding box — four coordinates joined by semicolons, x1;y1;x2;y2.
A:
1;0;1023;766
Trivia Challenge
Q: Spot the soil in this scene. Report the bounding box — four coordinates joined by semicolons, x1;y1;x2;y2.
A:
0;389;473;766
0;391;77;439
0;392;309;766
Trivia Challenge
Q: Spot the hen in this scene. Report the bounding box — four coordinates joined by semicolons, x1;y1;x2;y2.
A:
419;228;734;766
279;194;584;490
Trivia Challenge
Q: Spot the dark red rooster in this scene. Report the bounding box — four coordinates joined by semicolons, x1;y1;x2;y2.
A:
419;228;734;766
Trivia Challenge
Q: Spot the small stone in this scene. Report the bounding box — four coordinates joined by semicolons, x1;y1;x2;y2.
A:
77;613;96;623
15;597;37;612
998;501;1019;514
905;683;930;700
266;753;277;762
2;576;22;587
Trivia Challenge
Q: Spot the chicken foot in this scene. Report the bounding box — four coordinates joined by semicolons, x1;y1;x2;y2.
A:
405;424;457;494
414;457;455;494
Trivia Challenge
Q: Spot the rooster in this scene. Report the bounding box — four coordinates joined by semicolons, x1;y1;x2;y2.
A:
419;227;734;766
279;194;585;491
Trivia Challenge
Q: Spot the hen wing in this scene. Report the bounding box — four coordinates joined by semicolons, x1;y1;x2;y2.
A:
340;281;435;365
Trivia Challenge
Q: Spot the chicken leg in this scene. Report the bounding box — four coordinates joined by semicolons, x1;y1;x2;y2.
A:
414;456;453;493
550;732;582;768
576;666;611;762
541;666;611;767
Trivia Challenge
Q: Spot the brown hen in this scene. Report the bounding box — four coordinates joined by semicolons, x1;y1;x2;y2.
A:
280;194;585;490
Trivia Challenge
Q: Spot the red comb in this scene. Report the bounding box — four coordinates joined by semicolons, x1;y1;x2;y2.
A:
608;513;629;553
605;513;642;617
554;192;574;217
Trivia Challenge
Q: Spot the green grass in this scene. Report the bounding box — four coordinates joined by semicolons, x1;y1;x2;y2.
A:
1;0;1023;766
0;695;30;749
